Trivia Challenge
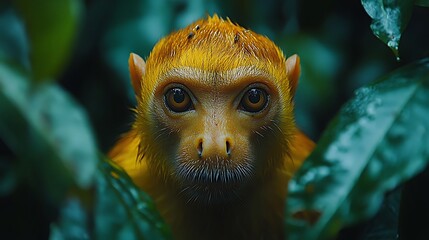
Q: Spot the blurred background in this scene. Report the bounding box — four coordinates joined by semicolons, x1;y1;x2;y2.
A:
2;0;428;149
52;0;429;150
1;0;429;239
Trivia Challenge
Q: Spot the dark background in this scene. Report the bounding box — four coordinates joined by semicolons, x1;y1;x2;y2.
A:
57;0;429;151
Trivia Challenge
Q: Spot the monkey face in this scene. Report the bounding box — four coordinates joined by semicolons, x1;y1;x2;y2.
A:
145;66;290;204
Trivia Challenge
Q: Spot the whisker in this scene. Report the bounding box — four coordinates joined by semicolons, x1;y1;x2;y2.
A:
270;119;284;134
253;130;264;138
153;127;169;141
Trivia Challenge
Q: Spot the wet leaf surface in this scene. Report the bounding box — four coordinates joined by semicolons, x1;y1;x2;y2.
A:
361;0;414;59
51;159;171;240
285;58;429;239
94;159;172;240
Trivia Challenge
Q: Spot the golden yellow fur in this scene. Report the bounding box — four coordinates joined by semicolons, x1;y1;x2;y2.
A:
109;15;314;239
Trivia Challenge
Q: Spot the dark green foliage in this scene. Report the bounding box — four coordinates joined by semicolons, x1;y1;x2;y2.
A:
0;0;428;239
0;63;98;190
361;0;414;59
0;41;170;240
0;0;170;239
51;160;171;240
285;58;429;239
13;0;81;82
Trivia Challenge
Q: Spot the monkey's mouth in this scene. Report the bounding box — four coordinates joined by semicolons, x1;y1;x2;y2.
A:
175;157;254;204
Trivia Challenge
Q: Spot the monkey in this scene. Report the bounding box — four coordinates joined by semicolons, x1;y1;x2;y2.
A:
109;15;314;240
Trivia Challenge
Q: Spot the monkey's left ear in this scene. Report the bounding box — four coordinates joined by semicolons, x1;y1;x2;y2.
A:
129;53;146;97
285;54;301;96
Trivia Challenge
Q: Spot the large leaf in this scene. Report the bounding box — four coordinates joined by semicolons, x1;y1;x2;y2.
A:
361;0;414;59
285;58;429;239
50;159;171;240
49;196;91;240
0;63;97;199
94;159;171;240
13;0;82;82
0;63;168;239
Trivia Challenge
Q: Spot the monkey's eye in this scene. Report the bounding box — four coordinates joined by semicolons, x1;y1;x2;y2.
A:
240;88;269;113
164;87;193;112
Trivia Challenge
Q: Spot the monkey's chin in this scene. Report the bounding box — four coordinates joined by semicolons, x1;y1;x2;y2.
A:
175;157;254;205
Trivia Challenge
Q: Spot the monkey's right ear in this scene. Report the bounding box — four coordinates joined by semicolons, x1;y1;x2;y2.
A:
129;53;146;96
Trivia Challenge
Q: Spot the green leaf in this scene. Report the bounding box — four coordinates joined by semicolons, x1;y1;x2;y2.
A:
358;187;401;239
285;58;429;239
50;158;171;240
361;0;414;59
13;0;82;82
0;7;29;68
0;63;97;200
49;197;90;240
415;0;429;7
95;159;171;240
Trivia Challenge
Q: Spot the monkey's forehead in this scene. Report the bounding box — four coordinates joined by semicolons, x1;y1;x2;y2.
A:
157;66;275;90
146;15;286;69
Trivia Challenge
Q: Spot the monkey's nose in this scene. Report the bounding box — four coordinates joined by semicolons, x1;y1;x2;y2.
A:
197;136;232;159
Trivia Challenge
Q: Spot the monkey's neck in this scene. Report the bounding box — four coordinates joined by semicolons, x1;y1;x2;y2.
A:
144;168;288;240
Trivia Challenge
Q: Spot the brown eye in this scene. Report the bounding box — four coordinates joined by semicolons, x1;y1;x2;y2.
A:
165;87;193;112
240;88;269;113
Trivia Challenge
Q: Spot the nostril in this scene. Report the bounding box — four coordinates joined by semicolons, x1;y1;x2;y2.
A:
197;139;203;158
226;140;231;156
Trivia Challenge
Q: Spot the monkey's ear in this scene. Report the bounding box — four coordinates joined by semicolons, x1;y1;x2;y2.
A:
129;53;146;96
285;54;301;96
